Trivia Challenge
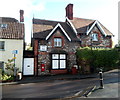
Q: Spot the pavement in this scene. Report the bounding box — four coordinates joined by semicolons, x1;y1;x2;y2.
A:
79;69;120;99
0;73;99;86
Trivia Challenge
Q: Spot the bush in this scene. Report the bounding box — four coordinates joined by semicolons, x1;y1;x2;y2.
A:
0;74;14;81
76;47;119;73
0;69;14;81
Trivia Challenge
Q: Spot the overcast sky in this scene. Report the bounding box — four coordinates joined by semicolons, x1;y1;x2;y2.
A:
0;0;119;45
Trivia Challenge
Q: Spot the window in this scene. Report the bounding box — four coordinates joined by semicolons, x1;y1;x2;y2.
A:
91;33;98;41
40;45;47;51
52;54;66;69
0;61;4;69
0;24;7;28
0;41;5;50
54;38;62;47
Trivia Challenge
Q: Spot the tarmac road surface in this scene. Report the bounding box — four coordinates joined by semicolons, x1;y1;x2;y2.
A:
2;78;99;99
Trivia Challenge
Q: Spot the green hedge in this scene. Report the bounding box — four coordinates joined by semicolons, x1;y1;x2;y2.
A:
76;47;119;72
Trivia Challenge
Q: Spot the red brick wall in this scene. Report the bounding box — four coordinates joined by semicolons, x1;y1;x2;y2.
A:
34;39;38;76
50;69;68;74
66;4;73;20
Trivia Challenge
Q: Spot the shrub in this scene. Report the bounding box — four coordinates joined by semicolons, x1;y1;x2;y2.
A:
0;74;14;81
76;47;119;73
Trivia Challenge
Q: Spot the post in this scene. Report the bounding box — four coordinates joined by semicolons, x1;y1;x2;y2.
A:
13;54;16;81
12;50;18;81
99;69;104;89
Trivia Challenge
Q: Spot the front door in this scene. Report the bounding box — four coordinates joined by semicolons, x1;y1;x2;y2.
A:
23;58;34;75
52;54;66;69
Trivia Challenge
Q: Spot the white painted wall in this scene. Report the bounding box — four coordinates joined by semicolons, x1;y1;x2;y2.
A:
0;39;24;72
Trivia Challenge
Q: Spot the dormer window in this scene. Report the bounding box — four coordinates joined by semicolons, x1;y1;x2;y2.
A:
0;24;7;28
91;33;98;41
54;38;62;47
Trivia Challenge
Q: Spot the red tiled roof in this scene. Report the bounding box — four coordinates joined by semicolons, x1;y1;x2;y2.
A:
0;17;24;39
71;17;95;29
71;17;113;35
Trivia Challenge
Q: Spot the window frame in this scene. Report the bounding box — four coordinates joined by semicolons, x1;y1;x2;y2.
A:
91;33;98;41
52;54;66;69
54;38;62;47
0;41;5;51
0;24;7;28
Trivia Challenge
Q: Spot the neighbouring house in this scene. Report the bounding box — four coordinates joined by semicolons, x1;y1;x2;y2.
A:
29;4;113;76
0;10;24;74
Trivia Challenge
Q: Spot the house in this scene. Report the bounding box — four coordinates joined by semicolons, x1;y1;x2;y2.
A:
31;4;113;76
0;10;24;74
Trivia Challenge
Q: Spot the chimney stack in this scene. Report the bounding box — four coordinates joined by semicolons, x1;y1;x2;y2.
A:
20;10;24;22
66;4;73;20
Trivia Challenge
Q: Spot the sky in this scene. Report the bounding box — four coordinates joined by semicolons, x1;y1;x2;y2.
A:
0;0;119;45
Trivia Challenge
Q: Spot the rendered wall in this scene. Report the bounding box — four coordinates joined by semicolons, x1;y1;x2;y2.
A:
0;39;24;72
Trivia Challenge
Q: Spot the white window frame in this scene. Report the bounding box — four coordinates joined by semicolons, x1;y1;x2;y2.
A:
91;33;98;41
54;38;62;47
40;45;47;51
52;54;66;69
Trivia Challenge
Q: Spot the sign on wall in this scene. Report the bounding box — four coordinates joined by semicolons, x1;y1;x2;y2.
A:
40;45;47;51
12;50;18;54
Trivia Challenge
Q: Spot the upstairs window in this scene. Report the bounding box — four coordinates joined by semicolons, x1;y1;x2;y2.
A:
0;24;7;28
54;38;62;47
0;41;5;50
91;33;98;41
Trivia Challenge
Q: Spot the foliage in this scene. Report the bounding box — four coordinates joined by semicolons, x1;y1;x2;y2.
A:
76;47;119;73
0;69;14;81
0;74;13;81
25;43;33;51
5;58;19;76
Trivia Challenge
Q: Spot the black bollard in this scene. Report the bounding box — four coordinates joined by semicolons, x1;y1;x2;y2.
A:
99;70;104;89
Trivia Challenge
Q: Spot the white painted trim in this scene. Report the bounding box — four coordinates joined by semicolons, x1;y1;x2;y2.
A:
86;21;97;35
96;21;107;36
66;17;77;35
87;20;107;36
46;23;71;41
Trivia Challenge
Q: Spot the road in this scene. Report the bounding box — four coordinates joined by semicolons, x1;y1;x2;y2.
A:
2;69;119;99
2;78;99;99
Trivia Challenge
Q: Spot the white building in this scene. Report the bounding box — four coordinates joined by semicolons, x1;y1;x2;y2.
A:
0;16;24;73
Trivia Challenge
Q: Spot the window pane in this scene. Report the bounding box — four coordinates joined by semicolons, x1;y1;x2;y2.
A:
60;54;66;59
54;38;62;47
0;41;5;50
52;60;59;69
55;41;57;46
58;39;62;46
52;54;59;59
92;33;98;41
60;60;66;69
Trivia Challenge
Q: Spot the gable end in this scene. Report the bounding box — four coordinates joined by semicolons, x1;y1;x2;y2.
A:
46;23;71;41
86;20;107;36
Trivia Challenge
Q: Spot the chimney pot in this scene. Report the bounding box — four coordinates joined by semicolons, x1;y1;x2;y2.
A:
66;4;73;20
20;10;24;22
